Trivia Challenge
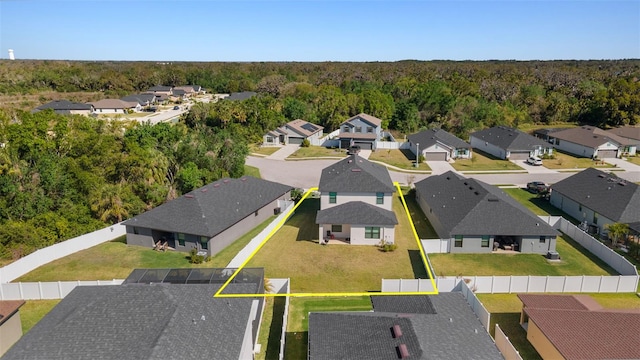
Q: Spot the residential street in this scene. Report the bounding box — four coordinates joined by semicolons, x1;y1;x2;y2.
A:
246;155;640;189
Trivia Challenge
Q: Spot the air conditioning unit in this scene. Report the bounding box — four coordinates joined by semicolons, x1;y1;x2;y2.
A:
273;207;281;215
546;251;560;260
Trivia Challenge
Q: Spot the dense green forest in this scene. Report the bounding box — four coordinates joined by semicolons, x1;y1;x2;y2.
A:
1;59;639;260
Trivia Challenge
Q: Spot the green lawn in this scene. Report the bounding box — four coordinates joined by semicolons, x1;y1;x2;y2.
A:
502;188;565;216
244;165;261;178
250;145;281;156
627;156;640;166
247;195;425;294
429;235;617;277
256;296;286;360
404;189;438;239
287;146;347;159
19;300;61;334
284;296;372;359
16;216;277;282
368;149;431;171
451;150;524;171
543;151;614;169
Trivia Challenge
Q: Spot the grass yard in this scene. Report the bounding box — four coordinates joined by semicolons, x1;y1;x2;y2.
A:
403;189;438;239
627;156;640;166
256;296;286;360
284;296;372;359
450;150;524;171
244;165;261;178
368;149;431;171
16;217;277;282
19;300;61;334
543;151;614;169
250;145;281;156
246;195;426;294
502;188;565;216
286;146;346;159
429;235;617;277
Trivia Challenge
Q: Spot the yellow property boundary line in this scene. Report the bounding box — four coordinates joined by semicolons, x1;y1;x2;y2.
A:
214;182;438;297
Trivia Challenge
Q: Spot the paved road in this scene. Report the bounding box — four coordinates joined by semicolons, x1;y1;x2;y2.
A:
247;155;640;189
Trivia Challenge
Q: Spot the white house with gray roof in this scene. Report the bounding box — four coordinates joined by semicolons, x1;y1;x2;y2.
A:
407;128;472;161
415;171;557;254
315;155;397;245
263;119;324;146
123;176;292;257
550;168;640;235
337;113;383;150
548;126;636;158
470;126;553;160
33;100;94;115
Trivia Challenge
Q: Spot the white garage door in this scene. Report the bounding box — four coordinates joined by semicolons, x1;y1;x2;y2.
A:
424;152;448;161
509;152;530;160
597;149;618;158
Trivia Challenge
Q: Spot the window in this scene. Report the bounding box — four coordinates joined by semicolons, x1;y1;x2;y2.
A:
266;136;274;143
133;227;139;235
481;236;490;248
200;236;208;250
178;233;185;247
578;204;582;212
539;236;546;243
593;212;598;224
343;126;350;133
355;126;362;133
376;192;384;204
331;224;342;233
454;235;463;247
329;192;337;204
365;227;380;239
367;127;373;133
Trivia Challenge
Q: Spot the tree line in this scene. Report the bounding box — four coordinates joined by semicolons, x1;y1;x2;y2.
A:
0;109;247;260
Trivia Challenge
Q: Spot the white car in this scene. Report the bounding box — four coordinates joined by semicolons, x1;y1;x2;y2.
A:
526;156;543;166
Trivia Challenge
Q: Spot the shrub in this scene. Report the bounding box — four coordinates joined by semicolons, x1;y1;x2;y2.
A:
189;248;206;264
378;240;398;252
301;139;310;147
291;188;304;203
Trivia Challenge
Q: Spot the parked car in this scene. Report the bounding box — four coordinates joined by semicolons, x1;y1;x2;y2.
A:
527;181;549;194
173;106;180;110
347;145;361;155
526;156;543;166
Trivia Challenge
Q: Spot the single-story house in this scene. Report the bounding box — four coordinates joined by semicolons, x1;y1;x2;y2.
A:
337;113;383;150
123;176;292;257
263;119;324;146
90;99;141;114
2;268;264;360
547;126;636;158
146;85;173;96
32;100;94;115
308;293;503;360
315;155;397;245
407;128;472;161
533;128;562;143
414;171;557;254
171;88;187;99
607;126;640;156
469;126;553;160
0;300;25;357
225;91;257;101
549;168;640;235
120;93;156;107
518;294;640;360
173;85;203;96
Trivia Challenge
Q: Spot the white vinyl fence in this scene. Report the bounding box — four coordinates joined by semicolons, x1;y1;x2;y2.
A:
494;324;523;360
270;279;291;360
459;280;491;331
421;239;449;254
0;280;124;300
0;223;126;283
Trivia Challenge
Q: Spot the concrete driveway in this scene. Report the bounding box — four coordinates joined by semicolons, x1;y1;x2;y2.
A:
511;160;558;174
426;161;457;175
266;144;301;160
605;157;640;171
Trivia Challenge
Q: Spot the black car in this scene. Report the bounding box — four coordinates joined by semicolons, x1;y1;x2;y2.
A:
526;181;549;194
173;106;180;110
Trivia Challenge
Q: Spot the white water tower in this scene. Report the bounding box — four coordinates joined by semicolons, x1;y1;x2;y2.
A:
8;49;15;60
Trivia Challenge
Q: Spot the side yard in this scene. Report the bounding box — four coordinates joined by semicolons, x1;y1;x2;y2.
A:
286;146;346;159
450;150;524;171
542;150;614;170
368;149;431;171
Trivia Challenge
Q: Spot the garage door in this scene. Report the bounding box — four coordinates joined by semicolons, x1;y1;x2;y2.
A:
355;142;373;150
424;152;448;161
597;149;618;158
509;152;530;160
288;137;303;145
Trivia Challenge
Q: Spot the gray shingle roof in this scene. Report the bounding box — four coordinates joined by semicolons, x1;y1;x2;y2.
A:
2;282;259;360
226;91;257;101
414;171;557;237
550;126;631;147
319;155;395;193
148;85;173;91
315;201;398;225
341;113;383;127
35;100;93;111
122;176;292;237
470;126;550;151
308;293;503;360
550;168;640;223
607;126;640;142
121;93;156;105
407;129;470;149
371;295;436;314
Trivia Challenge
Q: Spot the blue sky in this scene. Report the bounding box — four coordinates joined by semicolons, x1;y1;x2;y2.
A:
1;1;638;61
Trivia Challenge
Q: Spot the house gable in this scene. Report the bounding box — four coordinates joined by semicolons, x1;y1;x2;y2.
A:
470;126;550;151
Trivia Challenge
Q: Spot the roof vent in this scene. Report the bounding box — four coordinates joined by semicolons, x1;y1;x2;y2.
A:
185;194;194;198
598;174;606;178
397;344;410;359
223;179;230;183
488;198;499;202
348;160;352;163
213;183;220;188
201;188;208;192
474;191;479;195
241;177;247;181
446;176;450;180
391;324;403;338
351;168;361;172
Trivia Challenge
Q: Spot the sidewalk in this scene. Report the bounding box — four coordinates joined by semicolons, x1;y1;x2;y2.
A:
604;158;640;172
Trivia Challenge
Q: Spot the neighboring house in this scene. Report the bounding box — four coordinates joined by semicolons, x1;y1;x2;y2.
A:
414;171;557;254
547;125;636;158
171;88;187;99
607;125;640;156
533;128;562;143
174;85;203;96
518;294;640;360
407;128;472;161
337;113;383;150
315;155;397;245
120;93;156;107
263;119;324;146
549;168;640;235
32;100;94;115
469;126;553;160
0;300;25;357
226;91;257;101
2;268;264;360
90;99;141;114
146;85;173;96
308;293;503;360
123;176;292;257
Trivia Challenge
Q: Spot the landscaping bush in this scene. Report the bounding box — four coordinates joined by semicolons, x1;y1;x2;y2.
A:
378;240;398;252
189;248;206;264
301;139;310;147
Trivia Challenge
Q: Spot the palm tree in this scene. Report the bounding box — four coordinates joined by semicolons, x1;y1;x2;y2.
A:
605;223;629;248
90;183;132;223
